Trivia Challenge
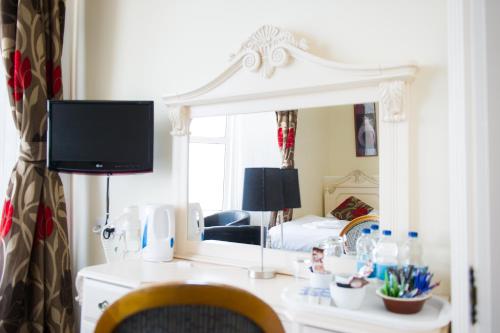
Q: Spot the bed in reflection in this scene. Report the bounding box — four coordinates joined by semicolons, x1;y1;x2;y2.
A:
268;215;346;251
268;170;379;252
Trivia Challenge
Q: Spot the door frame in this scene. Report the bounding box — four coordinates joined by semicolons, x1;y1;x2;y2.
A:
448;0;497;332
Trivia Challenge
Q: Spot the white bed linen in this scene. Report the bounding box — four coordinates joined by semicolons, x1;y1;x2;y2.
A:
268;215;347;252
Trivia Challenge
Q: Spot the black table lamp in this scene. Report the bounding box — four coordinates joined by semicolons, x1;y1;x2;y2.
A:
242;168;284;279
280;168;301;249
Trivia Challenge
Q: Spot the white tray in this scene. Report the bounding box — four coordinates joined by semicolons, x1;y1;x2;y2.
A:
281;283;451;332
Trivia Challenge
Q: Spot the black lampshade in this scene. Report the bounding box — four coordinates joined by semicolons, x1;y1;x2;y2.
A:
242;168;285;212
282;168;301;209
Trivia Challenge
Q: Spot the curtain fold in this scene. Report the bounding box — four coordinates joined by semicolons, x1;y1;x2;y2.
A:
269;110;298;229
0;0;74;332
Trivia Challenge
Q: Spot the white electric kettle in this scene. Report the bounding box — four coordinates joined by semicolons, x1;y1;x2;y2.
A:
141;204;175;262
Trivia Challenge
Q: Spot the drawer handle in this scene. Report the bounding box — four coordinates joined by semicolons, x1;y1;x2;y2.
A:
98;300;109;312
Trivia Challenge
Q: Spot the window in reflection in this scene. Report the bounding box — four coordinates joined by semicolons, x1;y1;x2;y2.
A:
189;115;228;216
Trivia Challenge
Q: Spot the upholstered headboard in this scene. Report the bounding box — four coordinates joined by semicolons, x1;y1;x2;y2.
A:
323;170;379;216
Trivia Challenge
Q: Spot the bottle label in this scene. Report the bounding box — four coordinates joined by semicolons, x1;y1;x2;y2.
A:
376;263;397;280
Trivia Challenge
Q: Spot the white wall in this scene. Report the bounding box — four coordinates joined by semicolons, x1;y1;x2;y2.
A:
325;105;379;177
79;0;449;294
294;108;331;217
294;106;379;217
222;106;378;221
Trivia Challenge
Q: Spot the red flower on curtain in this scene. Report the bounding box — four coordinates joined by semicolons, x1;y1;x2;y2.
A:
286;127;295;148
52;65;62;95
35;203;54;241
7;51;32;101
277;127;284;149
46;61;62;96
0;200;14;238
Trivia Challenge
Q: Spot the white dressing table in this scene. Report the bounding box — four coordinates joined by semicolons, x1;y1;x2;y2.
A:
76;259;450;333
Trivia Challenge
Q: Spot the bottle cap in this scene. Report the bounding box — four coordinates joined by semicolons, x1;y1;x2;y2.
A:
362;228;371;235
382;230;392;236
370;224;379;231
408;231;418;238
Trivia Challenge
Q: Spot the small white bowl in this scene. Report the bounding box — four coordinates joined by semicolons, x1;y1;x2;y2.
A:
310;271;333;289
330;282;366;310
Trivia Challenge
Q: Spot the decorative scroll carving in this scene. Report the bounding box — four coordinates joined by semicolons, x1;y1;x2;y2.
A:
168;105;191;136
379;80;406;122
350;169;378;184
230;25;309;78
324;169;379;194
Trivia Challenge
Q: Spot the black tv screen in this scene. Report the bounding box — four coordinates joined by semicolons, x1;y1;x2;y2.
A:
47;100;154;174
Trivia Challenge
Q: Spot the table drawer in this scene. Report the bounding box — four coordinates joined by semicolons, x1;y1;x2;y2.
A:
81;278;131;322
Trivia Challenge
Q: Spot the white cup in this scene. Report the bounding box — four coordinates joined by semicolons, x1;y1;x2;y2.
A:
310;271;333;289
329;282;367;310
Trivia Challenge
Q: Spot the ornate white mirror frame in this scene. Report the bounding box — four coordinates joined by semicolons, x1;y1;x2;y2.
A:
163;25;417;273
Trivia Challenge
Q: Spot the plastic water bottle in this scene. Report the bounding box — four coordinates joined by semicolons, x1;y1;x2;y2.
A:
373;230;398;280
370;224;380;243
399;231;423;268
356;228;376;278
118;206;141;254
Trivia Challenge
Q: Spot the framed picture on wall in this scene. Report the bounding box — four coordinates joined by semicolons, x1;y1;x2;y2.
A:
354;103;378;157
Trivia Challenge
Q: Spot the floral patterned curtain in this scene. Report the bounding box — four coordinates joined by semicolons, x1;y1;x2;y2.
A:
0;1;74;332
269;110;298;228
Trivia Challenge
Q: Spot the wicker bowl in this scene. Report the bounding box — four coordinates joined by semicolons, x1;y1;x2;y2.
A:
376;288;432;314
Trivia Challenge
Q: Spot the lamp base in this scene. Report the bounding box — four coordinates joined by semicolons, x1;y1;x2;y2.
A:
248;266;276;279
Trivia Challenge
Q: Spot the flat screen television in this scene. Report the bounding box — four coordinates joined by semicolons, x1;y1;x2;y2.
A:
47;100;154;174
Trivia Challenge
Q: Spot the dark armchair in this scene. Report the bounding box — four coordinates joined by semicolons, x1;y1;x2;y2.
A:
202;210;264;245
204;210;251;227
203;225;264;245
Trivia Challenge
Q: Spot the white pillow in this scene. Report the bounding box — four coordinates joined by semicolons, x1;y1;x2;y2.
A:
325;212;339;220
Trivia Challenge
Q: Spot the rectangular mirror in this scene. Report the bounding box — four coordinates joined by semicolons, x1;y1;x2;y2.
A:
187;104;379;253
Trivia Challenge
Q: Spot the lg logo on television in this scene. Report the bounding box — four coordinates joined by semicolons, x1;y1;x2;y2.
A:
96;164;103;168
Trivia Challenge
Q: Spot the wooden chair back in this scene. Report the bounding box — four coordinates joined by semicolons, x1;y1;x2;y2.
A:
95;281;285;333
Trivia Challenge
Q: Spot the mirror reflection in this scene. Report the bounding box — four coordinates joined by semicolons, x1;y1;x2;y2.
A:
188;104;380;253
